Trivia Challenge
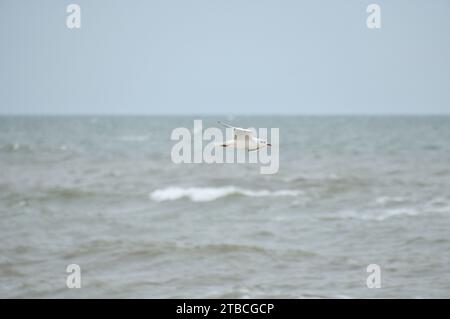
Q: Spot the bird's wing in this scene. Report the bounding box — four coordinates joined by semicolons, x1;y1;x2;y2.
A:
217;121;253;136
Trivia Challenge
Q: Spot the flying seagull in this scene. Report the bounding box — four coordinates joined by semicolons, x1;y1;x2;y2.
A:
217;121;272;151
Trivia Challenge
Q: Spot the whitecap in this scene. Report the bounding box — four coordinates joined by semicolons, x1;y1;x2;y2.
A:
374;196;407;205
337;207;419;221
149;186;302;202
374;208;419;221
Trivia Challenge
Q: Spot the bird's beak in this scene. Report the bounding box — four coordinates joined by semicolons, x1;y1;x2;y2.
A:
267;143;272;147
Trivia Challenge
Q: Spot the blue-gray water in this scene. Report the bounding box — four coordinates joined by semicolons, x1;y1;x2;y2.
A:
0;116;449;298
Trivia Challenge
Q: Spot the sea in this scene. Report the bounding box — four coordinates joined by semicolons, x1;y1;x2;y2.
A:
0;115;449;298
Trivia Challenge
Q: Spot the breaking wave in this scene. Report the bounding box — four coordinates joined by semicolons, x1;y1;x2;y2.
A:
335;203;450;221
149;186;302;202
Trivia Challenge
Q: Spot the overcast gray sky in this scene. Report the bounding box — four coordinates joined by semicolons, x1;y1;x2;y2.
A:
0;0;449;114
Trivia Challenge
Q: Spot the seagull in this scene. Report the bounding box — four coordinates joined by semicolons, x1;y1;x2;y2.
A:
217;121;272;151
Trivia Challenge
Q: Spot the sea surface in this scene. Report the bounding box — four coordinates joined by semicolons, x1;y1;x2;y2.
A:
0;115;449;298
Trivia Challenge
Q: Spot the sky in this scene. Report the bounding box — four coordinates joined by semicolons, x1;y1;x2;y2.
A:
0;0;449;114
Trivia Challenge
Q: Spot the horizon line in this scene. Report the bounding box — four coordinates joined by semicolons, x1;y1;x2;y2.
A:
1;113;450;117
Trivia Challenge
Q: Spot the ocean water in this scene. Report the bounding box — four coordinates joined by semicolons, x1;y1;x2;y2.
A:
0;115;449;298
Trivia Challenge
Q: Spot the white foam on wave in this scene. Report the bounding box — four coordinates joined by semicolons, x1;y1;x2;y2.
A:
374;196;407;205
338;200;450;222
339;207;420;221
149;186;302;202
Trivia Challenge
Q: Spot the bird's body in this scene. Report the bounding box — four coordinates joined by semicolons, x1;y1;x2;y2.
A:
218;121;271;151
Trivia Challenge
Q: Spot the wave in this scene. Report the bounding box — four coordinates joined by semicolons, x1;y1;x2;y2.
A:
337;208;419;221
374;196;407;205
149;186;302;202
320;196;450;222
335;204;450;222
0;143;32;153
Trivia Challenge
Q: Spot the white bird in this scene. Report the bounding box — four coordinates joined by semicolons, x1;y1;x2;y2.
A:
217;121;272;151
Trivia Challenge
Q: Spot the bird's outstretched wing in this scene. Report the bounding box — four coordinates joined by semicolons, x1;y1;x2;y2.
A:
217;121;253;135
